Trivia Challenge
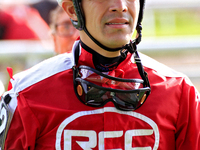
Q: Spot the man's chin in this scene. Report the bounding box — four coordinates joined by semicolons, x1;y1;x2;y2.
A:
104;39;129;48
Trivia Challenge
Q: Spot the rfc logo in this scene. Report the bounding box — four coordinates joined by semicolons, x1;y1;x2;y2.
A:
55;107;160;150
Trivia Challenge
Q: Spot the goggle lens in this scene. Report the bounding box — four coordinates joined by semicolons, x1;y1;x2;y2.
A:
74;66;150;111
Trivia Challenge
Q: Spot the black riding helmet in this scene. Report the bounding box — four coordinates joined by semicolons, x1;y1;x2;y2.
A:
59;0;146;52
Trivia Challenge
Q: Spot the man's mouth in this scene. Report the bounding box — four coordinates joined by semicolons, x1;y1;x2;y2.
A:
106;22;128;25
105;18;129;27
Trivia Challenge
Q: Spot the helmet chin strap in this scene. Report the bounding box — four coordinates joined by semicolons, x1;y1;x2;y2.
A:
82;23;142;54
120;23;143;58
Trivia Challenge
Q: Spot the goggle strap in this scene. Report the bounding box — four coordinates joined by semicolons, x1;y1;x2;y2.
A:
74;41;80;67
73;43;81;103
134;51;150;88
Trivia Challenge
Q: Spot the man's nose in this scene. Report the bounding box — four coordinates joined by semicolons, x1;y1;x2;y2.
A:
109;0;128;12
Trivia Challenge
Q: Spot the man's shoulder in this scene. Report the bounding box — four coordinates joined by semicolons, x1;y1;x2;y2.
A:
10;53;73;93
138;52;186;78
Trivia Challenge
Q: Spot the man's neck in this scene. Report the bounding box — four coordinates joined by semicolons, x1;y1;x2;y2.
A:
79;32;121;58
80;41;126;72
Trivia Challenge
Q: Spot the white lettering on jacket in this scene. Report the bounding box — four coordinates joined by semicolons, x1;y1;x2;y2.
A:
55;107;160;150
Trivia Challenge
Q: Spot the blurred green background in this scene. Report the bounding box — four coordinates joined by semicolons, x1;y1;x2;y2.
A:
143;9;200;36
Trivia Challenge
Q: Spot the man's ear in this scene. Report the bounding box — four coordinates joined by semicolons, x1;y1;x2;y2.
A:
62;0;78;21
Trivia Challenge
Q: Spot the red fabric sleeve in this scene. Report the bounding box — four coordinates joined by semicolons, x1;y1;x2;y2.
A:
4;94;41;150
175;77;200;150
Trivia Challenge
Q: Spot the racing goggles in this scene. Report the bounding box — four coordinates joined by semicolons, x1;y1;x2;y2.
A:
73;65;151;111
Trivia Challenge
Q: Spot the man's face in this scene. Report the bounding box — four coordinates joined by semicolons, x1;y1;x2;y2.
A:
81;0;140;49
53;11;79;54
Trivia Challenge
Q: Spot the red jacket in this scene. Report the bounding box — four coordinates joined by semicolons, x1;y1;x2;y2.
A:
2;40;200;150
